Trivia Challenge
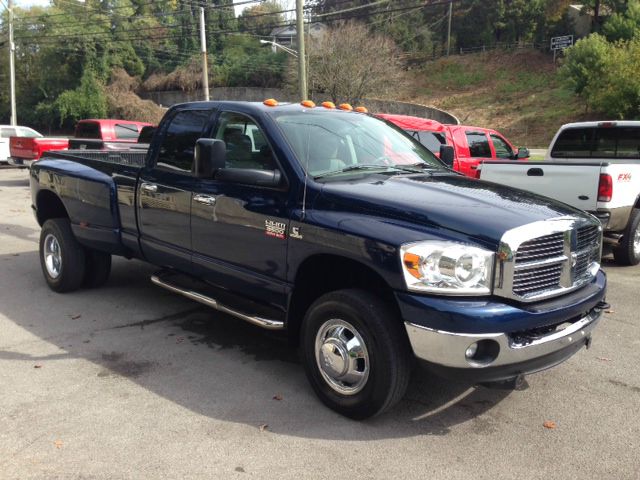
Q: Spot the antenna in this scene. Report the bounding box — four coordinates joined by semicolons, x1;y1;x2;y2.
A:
301;126;311;220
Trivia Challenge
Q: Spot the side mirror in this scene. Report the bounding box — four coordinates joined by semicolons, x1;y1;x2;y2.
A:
439;145;455;168
216;168;283;188
193;138;226;178
516;147;530;159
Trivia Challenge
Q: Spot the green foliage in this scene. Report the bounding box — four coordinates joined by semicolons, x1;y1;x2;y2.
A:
561;33;640;118
213;36;288;88
560;33;610;96
602;0;640;42
238;1;283;36
37;70;108;128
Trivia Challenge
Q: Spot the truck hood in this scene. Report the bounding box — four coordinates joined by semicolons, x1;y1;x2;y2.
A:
317;172;587;249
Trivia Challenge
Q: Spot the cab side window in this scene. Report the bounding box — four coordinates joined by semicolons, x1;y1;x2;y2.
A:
156;109;211;173
466;132;492;158
490;134;514;159
214;112;277;170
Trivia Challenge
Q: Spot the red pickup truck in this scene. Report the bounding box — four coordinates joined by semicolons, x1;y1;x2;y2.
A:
69;119;153;150
9;119;153;166
377;114;529;178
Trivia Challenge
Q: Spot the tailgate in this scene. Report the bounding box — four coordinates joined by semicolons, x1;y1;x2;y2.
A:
480;161;602;211
10;137;36;159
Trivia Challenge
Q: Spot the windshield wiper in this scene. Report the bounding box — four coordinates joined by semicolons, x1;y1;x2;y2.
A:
313;164;394;179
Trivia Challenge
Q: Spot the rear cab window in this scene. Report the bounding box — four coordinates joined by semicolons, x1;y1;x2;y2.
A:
551;126;640;159
114;123;141;140
75;122;101;139
17;127;42;138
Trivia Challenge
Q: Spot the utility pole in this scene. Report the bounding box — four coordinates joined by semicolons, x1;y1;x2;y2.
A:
8;0;17;125
199;7;210;101
296;0;307;100
446;1;453;57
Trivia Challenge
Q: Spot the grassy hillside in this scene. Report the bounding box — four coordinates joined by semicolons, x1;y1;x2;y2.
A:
406;50;598;148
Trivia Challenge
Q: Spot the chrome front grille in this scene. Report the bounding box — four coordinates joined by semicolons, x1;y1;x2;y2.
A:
512;263;563;297
575;225;601;280
495;217;602;302
515;232;565;264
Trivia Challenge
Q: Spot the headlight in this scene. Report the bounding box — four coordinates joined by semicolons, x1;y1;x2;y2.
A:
400;241;494;295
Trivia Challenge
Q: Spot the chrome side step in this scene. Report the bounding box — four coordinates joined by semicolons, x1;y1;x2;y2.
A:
150;274;285;331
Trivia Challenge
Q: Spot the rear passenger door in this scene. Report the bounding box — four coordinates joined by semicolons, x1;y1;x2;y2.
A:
138;108;213;270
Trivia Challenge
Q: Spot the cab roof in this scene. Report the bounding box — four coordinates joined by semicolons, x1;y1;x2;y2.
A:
375;113;446;132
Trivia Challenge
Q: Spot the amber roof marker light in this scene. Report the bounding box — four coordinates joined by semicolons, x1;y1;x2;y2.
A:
338;103;353;111
301;100;316;108
354;106;368;113
321;101;336;109
263;98;279;107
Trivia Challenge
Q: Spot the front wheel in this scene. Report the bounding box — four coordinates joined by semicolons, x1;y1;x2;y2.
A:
39;218;86;293
613;209;640;266
300;289;412;419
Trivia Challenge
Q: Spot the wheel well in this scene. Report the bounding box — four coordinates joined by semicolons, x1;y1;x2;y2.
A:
36;190;69;226
287;255;400;345
634;196;640;209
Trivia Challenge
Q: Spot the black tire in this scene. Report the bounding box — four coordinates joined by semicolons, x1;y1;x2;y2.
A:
39;218;86;293
300;289;412;420
613;209;640;266
83;249;112;288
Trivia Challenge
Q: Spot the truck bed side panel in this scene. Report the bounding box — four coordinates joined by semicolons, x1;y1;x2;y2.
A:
32;159;128;254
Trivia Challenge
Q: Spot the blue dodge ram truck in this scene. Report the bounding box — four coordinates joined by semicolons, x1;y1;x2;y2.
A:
30;101;607;419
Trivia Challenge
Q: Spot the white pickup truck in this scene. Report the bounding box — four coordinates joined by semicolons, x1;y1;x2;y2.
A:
481;121;640;265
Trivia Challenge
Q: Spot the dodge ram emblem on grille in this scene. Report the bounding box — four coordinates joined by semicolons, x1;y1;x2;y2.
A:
571;252;578;267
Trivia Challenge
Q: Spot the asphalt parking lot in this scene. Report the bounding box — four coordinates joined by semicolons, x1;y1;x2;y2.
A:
1;167;638;479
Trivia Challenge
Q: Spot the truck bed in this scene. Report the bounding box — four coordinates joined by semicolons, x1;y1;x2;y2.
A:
46;149;147;168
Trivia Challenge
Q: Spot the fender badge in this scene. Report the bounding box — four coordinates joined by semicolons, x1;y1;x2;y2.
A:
290;226;303;240
265;220;286;239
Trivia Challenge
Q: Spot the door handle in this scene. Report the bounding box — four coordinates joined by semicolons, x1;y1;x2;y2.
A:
527;168;544;176
141;182;158;193
193;194;216;206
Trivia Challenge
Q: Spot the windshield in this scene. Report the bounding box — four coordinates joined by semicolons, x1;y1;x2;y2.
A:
272;110;444;178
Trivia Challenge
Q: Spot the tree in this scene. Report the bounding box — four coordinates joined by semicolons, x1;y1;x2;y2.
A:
561;32;640;117
560;33;610;97
602;0;640;41
238;1;283;37
302;22;408;104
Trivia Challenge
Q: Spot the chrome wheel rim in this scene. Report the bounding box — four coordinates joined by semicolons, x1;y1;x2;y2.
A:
314;319;369;395
633;223;640;255
43;233;62;279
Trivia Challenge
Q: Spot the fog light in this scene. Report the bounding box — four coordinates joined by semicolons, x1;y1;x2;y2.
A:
465;342;478;359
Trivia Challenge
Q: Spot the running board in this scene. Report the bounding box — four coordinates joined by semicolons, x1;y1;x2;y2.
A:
150;273;285;331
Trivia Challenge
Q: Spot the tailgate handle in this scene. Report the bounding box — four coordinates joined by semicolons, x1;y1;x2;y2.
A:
527;168;544;177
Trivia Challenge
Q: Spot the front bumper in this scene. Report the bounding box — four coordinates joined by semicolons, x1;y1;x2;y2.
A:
398;271;607;382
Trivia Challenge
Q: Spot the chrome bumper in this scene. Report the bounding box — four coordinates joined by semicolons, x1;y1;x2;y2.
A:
405;308;602;369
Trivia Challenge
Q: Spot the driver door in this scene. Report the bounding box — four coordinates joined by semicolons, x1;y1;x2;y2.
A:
190;111;290;309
